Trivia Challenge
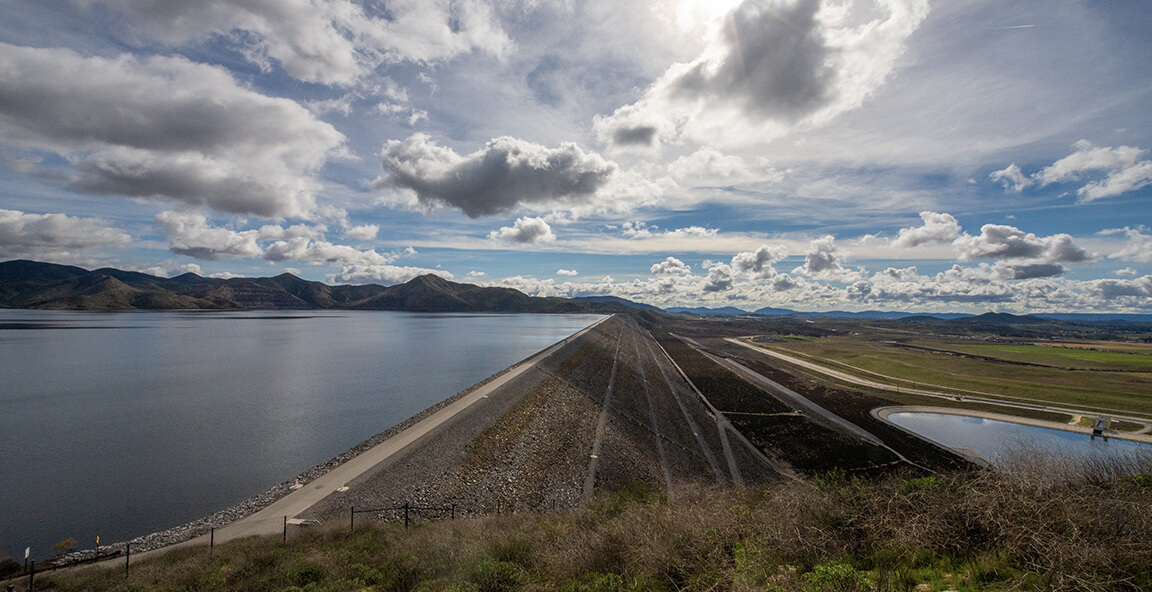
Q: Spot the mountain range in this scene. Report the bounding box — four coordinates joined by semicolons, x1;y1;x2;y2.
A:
0;260;631;313
3;260;1150;322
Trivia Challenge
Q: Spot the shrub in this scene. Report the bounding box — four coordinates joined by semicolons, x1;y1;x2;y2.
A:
470;558;520;592
801;561;872;592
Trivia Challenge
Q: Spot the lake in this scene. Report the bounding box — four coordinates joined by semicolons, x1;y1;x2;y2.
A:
886;411;1152;464
0;310;601;560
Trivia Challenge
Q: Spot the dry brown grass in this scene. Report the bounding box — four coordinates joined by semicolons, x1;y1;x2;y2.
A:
37;453;1152;592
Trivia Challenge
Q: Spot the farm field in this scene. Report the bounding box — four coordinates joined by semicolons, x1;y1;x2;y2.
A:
744;333;1152;417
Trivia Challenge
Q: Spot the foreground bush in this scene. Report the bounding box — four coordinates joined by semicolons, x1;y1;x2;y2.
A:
40;452;1152;592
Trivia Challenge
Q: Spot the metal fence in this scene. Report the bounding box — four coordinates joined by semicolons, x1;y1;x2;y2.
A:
350;502;456;530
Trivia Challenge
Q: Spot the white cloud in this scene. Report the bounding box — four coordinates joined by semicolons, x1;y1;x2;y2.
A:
1117;268;1138;277
594;0;929;148
0;208;131;259
668;148;756;184
155;211;263;261
344;224;379;240
137;261;204;277
83;0;512;86
703;263;735;292
379;134;632;218
1106;226;1152;262
327;264;453;285
488;217;556;244
0;43;345;218
1087;276;1152;305
556;269;578;276
989;164;1031;192
730;244;788;279
650;256;691;275
992;141;1152;202
794;235;860;281
262;237;398;265
892;211;961;248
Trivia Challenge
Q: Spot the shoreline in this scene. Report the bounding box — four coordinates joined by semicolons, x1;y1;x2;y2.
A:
49;315;608;567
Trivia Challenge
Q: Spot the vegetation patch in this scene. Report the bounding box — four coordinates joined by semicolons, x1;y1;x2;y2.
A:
39;453;1152;592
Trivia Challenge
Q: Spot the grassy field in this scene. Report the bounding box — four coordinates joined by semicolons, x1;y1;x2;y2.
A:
746;335;1152;417
916;341;1152;371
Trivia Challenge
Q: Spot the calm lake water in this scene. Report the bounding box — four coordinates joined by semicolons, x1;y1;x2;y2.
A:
0;310;601;560
887;411;1152;464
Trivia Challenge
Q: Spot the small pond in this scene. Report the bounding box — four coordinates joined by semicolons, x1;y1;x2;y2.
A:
885;411;1152;464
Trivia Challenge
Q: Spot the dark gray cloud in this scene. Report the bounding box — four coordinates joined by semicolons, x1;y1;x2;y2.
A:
1001;263;1065;280
703;264;734;292
0;43;344;218
612;126;658;147
380;134;618;218
0;208;131;258
956;224;1092;264
670;0;832;122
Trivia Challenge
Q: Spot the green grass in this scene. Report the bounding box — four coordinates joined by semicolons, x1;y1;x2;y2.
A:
923;341;1152;370
748;336;1152;417
37;458;1152;592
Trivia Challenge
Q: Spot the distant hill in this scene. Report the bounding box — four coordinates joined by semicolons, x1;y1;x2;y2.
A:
571;295;662;311
666;306;751;316
0;260;632;314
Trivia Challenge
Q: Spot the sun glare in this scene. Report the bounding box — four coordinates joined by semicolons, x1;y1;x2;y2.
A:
675;0;745;31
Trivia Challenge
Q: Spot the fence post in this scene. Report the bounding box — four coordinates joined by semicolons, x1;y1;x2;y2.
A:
125;543;130;576
28;560;34;591
451;504;455;520
210;527;214;554
350;506;355;531
404;502;409;529
283;516;287;544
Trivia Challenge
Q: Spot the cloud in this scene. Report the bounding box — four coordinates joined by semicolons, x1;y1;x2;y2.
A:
344;224;379;240
1117;268;1138;277
1087;276;1152;304
83;0;512;86
620;222;719;240
488;216;557;244
992;141;1152;202
892;211;961;248
989;164;1031;192
326;264;454;286
155;211;263;261
556;269;578;276
730;244;788;278
1106;226;1152;262
954;224;1092;264
0;43;345;218
379;134;624;218
594;0;929;147
794;235;860;281
651;256;691;275
668;148;757;185
703;264;735;292
0;208;131;259
262;237;398;265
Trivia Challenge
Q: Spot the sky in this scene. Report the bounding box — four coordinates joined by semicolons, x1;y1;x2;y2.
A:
1;0;1151;313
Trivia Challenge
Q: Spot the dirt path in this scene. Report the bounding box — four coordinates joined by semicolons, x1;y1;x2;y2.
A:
644;334;727;482
634;333;675;495
584;323;623;500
